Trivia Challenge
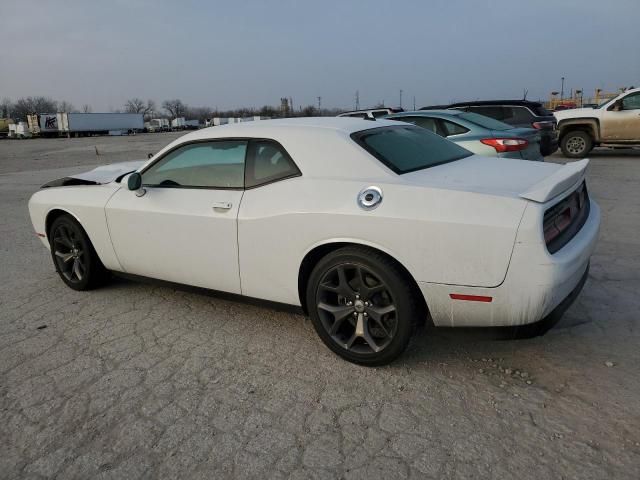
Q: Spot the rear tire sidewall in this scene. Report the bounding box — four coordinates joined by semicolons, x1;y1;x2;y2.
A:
49;215;105;291
306;248;416;366
561;130;592;158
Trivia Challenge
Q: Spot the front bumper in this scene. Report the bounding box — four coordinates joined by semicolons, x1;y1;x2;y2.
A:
420;198;600;328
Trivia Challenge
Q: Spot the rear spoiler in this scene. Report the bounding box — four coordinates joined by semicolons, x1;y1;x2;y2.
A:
519;159;589;203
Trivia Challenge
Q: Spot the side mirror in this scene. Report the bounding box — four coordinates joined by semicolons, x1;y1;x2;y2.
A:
613;100;623;111
127;172;142;190
127;172;147;197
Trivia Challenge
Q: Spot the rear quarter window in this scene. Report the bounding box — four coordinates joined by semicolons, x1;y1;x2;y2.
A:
502;106;534;124
351;126;472;174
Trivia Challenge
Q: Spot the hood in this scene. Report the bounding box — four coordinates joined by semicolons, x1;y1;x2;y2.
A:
401;155;588;203
41;160;146;189
70;160;146;183
553;107;599;121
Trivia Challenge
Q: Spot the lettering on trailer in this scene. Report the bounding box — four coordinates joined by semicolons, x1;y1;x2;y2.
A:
44;116;57;129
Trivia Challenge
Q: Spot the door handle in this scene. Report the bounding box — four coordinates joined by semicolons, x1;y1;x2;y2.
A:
212;201;232;210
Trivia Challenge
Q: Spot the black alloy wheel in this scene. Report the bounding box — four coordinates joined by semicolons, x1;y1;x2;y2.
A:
49;215;108;291
307;247;419;365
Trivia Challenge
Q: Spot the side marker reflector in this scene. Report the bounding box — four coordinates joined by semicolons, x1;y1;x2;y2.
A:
36;233;46;238
450;293;493;303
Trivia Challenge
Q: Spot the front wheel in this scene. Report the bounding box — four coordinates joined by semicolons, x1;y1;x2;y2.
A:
560;130;593;158
49;215;109;291
306;247;420;366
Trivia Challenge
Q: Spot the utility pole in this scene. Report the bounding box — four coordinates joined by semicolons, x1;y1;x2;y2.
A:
399;89;403;109
355;90;360;110
413;96;416;110
317;96;321;111
560;77;565;102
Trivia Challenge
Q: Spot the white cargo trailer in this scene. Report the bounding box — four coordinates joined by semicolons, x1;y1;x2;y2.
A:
28;113;143;136
171;117;186;129
61;113;143;135
147;118;170;132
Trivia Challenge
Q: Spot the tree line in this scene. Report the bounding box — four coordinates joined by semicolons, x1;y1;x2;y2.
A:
1;96;346;122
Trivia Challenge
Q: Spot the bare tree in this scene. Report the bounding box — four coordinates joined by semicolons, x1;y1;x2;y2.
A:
301;105;317;117
259;105;277;118
162;99;187;119
82;104;92;113
124;98;146;114
0;98;13;118
144;99;156;119
58;100;75;113
185;106;212;123
12;97;58;121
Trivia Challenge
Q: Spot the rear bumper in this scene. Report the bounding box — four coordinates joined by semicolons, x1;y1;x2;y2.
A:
420;199;600;327
540;131;559;156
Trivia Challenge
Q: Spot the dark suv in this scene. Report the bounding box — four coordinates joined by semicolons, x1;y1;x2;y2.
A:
421;100;558;156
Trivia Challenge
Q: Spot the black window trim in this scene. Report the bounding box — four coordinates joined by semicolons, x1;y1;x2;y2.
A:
244;139;302;190
436;118;470;137
350;125;472;175
139;137;301;191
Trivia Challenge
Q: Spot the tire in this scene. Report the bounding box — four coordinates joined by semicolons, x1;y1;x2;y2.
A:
306;246;420;366
560;130;593;158
48;215;109;291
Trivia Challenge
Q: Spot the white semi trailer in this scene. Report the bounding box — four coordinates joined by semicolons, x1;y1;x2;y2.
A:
28;113;143;137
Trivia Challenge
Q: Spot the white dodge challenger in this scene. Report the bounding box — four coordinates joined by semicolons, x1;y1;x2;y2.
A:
29;118;600;365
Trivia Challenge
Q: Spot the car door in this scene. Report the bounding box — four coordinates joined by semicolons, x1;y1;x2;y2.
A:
601;92;640;141
105;139;247;293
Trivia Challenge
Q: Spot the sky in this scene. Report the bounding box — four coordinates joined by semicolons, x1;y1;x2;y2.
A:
1;0;639;112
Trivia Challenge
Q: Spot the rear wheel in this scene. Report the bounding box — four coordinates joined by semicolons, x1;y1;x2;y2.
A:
49;215;109;291
306;247;419;366
560;130;593;158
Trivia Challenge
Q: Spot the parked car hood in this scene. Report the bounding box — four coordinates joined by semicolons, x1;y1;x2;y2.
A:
41;160;146;189
553;108;598;120
71;160;146;183
401;155;587;203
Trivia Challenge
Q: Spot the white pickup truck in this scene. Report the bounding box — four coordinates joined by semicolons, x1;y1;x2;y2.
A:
555;87;640;158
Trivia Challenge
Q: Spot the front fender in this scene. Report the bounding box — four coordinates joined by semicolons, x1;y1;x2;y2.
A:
558;118;600;141
28;185;124;271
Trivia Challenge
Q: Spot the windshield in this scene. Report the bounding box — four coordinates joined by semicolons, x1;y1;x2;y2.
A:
351;125;472;174
596;98;614;109
458;112;512;131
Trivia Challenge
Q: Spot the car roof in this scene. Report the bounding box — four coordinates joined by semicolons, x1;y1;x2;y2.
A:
147;117;410;181
178;117;401;141
338;108;403;116
421;99;544;109
388;110;464;118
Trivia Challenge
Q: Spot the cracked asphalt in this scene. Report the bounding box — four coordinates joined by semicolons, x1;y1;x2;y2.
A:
1;134;639;479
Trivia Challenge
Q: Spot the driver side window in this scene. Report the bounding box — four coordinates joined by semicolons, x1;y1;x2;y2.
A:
142;141;247;188
622;93;640;110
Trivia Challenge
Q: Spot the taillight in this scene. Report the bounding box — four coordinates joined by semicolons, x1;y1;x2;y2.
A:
480;138;528;152
532;121;555;129
544;183;590;253
543;207;572;243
